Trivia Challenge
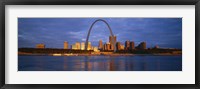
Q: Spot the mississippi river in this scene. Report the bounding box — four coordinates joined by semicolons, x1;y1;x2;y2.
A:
18;55;182;71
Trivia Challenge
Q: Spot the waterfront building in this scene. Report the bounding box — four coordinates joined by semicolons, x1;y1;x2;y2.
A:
103;44;107;50
125;40;130;50
98;40;103;50
109;36;117;50
75;42;81;50
64;41;68;49
71;44;77;50
121;44;125;50
137;42;147;49
106;42;111;50
93;47;100;52
36;44;45;48
116;42;121;50
88;42;92;50
81;42;85;50
130;41;135;50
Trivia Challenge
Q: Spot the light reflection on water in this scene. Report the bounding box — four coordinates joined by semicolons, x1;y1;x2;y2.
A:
18;55;182;71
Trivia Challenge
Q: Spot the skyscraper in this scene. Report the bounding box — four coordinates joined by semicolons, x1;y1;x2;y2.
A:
75;42;81;50
109;36;117;50
103;44;107;50
106;42;111;50
64;41;68;49
137;42;146;49
88;42;92;50
130;41;135;50
116;42;121;50
125;40;130;50
81;42;85;50
98;40;103;50
121;44;125;50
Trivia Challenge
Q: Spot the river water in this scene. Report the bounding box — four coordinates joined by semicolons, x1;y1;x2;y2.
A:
18;55;182;71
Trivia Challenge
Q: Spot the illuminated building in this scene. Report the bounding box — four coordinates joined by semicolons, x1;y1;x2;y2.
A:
130;41;135;50
106;42;111;50
64;41;68;49
121;44;125;50
81;42;85;50
109;36;117;50
125;40;130;50
75;42;81;50
36;44;45;48
71;44;77;50
93;47;100;52
98;40;103;50
137;42;147;49
116;42;121;50
103;44;107;50
87;42;92;50
103;42;111;51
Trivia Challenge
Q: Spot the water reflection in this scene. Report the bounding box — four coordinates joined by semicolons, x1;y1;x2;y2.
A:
18;55;182;71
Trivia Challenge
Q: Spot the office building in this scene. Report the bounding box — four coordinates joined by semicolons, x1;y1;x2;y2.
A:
107;42;111;50
71;44;77;50
116;42;121;50
98;40;103;50
64;41;68;49
109;36;117;50
87;42;92;50
75;42;81;50
125;40;130;50
137;42;147;49
81;42;85;50
103;44;107;50
36;44;45;48
130;41;135;50
121;44;125;50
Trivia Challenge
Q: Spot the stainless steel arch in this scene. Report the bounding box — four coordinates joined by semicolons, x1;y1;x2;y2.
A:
85;19;116;52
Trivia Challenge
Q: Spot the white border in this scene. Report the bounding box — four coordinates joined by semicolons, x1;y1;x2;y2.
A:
5;5;195;84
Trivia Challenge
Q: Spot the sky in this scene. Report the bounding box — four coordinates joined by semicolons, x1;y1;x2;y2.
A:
18;18;182;49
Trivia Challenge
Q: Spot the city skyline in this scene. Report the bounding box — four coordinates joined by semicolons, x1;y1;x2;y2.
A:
18;18;182;49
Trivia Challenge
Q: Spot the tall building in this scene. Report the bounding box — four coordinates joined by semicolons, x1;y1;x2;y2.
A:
81;42;85;50
121;44;125;50
109;35;117;43
116;42;121;50
98;40;103;50
87;42;92;50
36;44;45;48
71;44;77;50
109;36;117;50
103;42;111;51
103;44;107;50
137;42;147;49
130;41;135;50
64;41;68;49
75;42;81;50
125;41;130;50
106;42;111;50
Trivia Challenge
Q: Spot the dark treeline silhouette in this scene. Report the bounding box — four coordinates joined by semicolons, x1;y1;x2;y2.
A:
19;48;182;54
116;48;182;54
18;48;93;54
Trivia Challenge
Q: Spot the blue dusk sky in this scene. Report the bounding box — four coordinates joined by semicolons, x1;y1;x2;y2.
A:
18;18;182;49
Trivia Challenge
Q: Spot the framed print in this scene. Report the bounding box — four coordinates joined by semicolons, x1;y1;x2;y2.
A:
0;0;200;89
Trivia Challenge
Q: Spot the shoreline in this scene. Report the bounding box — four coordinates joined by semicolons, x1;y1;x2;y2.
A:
18;53;182;56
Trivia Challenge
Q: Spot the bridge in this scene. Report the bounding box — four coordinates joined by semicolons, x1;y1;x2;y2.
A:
85;19;116;52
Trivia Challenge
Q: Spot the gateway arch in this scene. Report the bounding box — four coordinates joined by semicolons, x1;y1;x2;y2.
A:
85;19;116;52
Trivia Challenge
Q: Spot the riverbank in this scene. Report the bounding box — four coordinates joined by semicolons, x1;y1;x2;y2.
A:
18;52;181;56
